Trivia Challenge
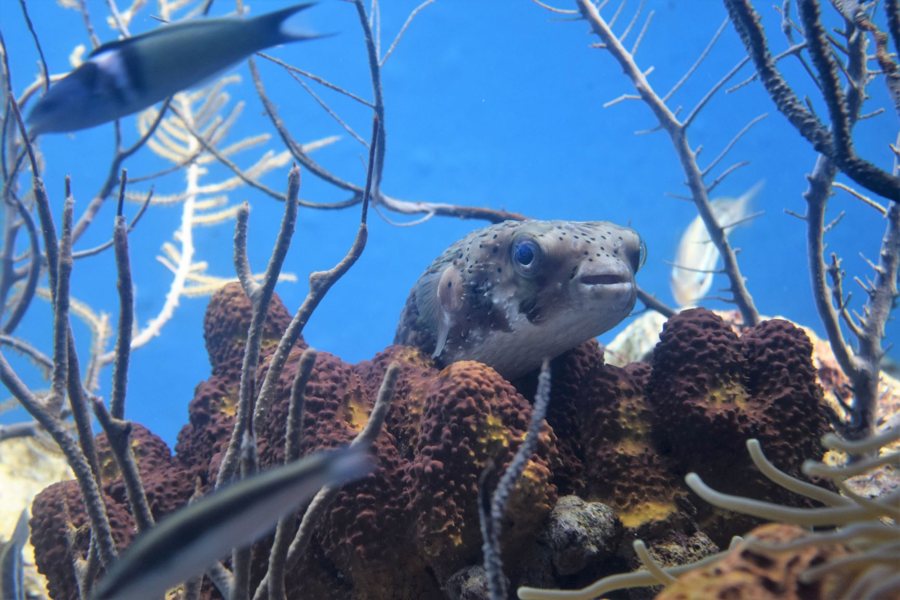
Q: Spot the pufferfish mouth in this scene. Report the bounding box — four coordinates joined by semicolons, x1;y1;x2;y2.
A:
577;264;634;287
579;273;631;286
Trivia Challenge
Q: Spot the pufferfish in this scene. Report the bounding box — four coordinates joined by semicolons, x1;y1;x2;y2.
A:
395;220;645;380
27;3;321;135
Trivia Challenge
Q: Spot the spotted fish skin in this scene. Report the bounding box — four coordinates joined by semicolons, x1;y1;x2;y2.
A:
395;220;644;379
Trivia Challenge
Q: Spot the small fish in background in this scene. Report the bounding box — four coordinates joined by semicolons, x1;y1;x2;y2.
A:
91;445;372;600
395;219;645;380
28;3;323;135
0;509;29;600
670;182;763;307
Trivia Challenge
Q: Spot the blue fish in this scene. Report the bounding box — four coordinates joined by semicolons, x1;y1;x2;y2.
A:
28;3;322;135
0;509;29;600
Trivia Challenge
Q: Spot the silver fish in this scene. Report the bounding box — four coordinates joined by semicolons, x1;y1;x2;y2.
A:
0;509;29;600
28;3;321;135
395;219;644;379
670;182;761;307
91;445;372;600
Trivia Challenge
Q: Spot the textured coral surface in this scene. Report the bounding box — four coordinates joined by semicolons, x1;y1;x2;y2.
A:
31;287;832;599
657;523;849;600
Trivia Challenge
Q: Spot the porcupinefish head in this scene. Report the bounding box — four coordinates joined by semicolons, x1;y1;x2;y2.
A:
394;219;645;379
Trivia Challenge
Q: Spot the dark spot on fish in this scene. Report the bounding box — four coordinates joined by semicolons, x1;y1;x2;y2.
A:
119;43;145;94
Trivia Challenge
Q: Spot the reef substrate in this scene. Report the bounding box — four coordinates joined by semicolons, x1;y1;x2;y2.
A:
30;284;838;599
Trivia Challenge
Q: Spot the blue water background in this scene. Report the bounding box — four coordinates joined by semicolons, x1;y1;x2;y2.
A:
2;1;896;447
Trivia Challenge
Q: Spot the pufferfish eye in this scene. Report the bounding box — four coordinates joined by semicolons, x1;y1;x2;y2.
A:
511;238;542;276
622;233;647;273
631;238;647;272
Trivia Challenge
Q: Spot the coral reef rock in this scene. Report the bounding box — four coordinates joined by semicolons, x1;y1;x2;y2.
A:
31;287;835;599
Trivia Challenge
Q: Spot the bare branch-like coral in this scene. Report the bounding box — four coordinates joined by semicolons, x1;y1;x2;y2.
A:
481;358;552;599
571;0;761;325
723;0;900;203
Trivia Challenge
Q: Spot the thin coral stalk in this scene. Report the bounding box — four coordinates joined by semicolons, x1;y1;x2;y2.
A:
573;0;760;325
251;13;524;224
244;118;380;490
267;348;318;600
110;172;133;419
517;543;731;600
71;97;172;242
225;167;300;600
2;191;41;334
215;167;300;490
53;185;105;488
723;0;900;202
481;358;552;599
16;0;49;94
91;398;155;532
637;287;676;317
791;6;895;440
251;363;399;600
0;333;52;373
73;186;154;260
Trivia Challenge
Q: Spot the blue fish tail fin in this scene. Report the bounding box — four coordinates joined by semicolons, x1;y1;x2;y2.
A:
11;509;29;546
256;2;326;44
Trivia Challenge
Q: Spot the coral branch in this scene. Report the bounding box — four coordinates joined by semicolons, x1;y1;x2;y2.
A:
482;358;552;599
575;0;759;325
241;119;380;489
0;333;52;372
723;0;900;202
91;398;155;531
793;6;894;439
267;348;318;600
73;187;154;259
1;191;41;334
215;167;300;490
16;0;48;93
381;0;436;66
71;97;173;242
110;173;133;420
251;363;399;600
517;543;731;599
218;167;300;599
637;287;677;318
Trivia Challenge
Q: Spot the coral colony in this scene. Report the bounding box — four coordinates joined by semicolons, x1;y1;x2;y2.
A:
1;1;898;600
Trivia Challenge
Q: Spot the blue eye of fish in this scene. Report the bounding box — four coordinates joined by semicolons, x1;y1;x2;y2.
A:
511;238;541;274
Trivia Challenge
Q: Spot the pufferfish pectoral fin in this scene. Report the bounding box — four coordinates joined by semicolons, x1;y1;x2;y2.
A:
431;265;465;358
